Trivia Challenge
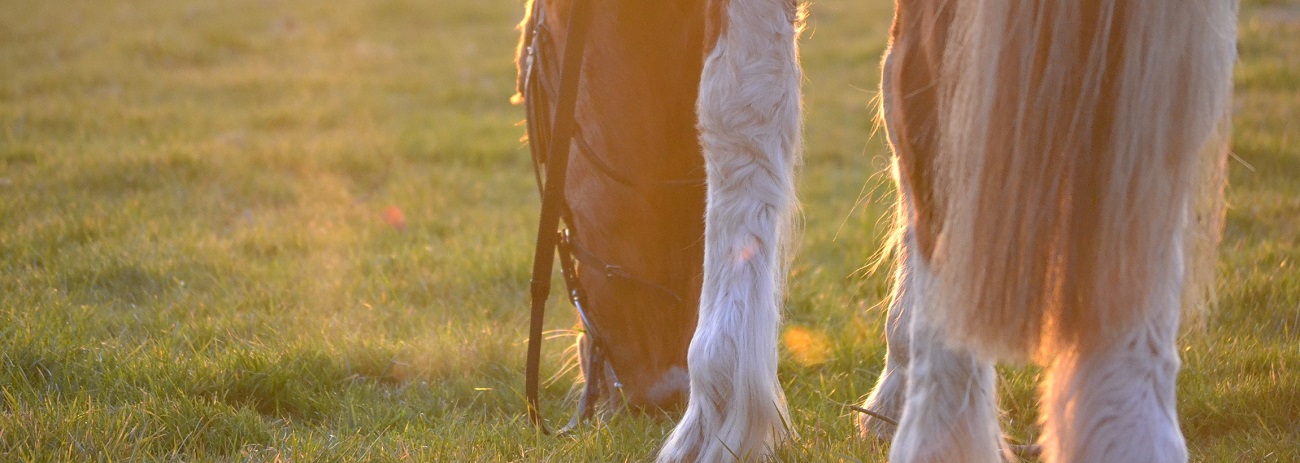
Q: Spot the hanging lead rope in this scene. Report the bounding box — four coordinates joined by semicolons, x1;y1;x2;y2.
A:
525;0;594;434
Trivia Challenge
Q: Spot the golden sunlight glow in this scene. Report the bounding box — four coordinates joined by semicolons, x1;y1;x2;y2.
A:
782;326;832;367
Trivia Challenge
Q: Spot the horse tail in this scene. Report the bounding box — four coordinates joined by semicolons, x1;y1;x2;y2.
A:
919;0;1236;359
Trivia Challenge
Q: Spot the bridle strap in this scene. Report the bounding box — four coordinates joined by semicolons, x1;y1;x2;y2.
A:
565;237;685;307
525;0;593;434
571;123;706;190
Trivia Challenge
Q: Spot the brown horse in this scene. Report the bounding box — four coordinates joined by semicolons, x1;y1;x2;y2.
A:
517;0;1236;462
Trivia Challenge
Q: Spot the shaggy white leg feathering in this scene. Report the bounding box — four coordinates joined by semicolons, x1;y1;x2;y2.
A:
858;232;917;441
1040;237;1188;463
889;258;1006;463
657;0;803;461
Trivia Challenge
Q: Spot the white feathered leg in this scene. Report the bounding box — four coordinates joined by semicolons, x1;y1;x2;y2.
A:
1040;239;1188;463
889;257;1007;463
656;0;802;461
858;232;918;441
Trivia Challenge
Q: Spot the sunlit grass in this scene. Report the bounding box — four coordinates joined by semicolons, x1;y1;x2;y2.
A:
1;0;1296;461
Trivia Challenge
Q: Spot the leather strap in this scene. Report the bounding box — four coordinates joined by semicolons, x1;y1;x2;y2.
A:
525;0;594;434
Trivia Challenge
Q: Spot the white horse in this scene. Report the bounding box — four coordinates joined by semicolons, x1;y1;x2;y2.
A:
658;1;1236;462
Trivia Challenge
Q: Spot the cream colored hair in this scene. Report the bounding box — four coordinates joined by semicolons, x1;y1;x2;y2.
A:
924;0;1236;360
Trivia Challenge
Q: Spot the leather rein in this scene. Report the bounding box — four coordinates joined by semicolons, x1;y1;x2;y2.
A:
520;0;700;434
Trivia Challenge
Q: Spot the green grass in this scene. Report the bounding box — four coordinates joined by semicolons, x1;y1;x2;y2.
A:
1;0;1296;461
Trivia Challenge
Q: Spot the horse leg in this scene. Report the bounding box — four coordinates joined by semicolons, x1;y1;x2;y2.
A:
859;0;953;445
857;230;917;441
884;255;1007;463
656;0;803;461
1039;254;1187;463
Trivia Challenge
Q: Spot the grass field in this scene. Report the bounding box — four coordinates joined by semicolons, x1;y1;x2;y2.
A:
1;0;1296;461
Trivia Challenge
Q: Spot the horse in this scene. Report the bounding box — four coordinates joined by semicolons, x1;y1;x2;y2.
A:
516;0;1237;461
